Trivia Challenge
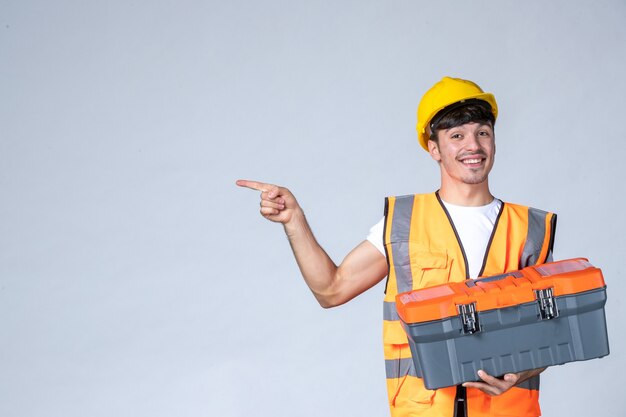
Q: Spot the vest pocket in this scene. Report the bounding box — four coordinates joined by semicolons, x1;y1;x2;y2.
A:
388;242;452;292
411;250;452;288
386;343;436;409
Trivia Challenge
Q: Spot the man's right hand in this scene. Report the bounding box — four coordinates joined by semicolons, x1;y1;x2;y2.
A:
236;179;301;226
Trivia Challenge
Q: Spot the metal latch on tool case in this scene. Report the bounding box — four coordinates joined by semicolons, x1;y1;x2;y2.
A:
535;287;559;320
457;302;480;334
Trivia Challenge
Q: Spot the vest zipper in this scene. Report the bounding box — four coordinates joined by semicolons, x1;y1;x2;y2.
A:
453;384;468;417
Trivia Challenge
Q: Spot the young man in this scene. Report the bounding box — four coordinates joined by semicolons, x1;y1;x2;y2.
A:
237;77;556;417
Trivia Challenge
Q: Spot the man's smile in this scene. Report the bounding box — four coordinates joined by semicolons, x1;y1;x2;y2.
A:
458;153;487;167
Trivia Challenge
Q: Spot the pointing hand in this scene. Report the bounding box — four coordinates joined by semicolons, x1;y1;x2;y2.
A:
236;179;301;225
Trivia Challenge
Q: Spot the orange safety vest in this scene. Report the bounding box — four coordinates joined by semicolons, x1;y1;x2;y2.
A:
383;192;557;417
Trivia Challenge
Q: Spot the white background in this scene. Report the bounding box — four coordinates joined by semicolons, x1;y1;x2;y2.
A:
1;1;625;416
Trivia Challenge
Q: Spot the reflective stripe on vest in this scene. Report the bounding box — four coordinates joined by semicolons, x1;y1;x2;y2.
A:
382;192;556;417
388;195;415;294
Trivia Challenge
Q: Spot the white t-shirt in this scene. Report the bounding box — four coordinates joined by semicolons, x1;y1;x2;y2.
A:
366;198;502;279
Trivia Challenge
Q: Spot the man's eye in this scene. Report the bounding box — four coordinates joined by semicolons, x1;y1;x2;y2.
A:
451;133;462;139
478;131;491;136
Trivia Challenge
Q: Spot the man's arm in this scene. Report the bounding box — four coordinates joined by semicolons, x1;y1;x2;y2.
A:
236;179;388;307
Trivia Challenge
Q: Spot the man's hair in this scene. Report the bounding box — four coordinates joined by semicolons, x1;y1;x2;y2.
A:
429;100;495;143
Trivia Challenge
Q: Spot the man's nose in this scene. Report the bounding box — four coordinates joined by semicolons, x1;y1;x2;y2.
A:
465;133;481;150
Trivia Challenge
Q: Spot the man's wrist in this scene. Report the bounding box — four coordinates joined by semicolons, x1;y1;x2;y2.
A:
283;207;306;237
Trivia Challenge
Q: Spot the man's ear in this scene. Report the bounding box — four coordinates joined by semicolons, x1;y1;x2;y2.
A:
428;139;441;162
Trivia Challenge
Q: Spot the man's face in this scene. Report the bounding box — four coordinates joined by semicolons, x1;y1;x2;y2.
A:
428;122;495;186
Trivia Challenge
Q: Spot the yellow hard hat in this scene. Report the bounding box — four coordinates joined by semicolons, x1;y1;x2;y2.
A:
416;77;498;151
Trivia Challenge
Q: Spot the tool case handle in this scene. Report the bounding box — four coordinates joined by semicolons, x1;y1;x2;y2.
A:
466;271;523;287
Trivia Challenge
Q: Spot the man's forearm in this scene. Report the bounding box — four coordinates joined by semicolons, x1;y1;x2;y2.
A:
283;209;341;307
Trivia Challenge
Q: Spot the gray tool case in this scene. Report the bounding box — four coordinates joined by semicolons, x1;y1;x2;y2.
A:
395;258;609;390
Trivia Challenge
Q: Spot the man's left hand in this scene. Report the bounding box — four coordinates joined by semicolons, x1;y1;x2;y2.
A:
462;368;545;396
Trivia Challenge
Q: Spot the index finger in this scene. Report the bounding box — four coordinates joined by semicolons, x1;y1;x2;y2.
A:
236;179;271;192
